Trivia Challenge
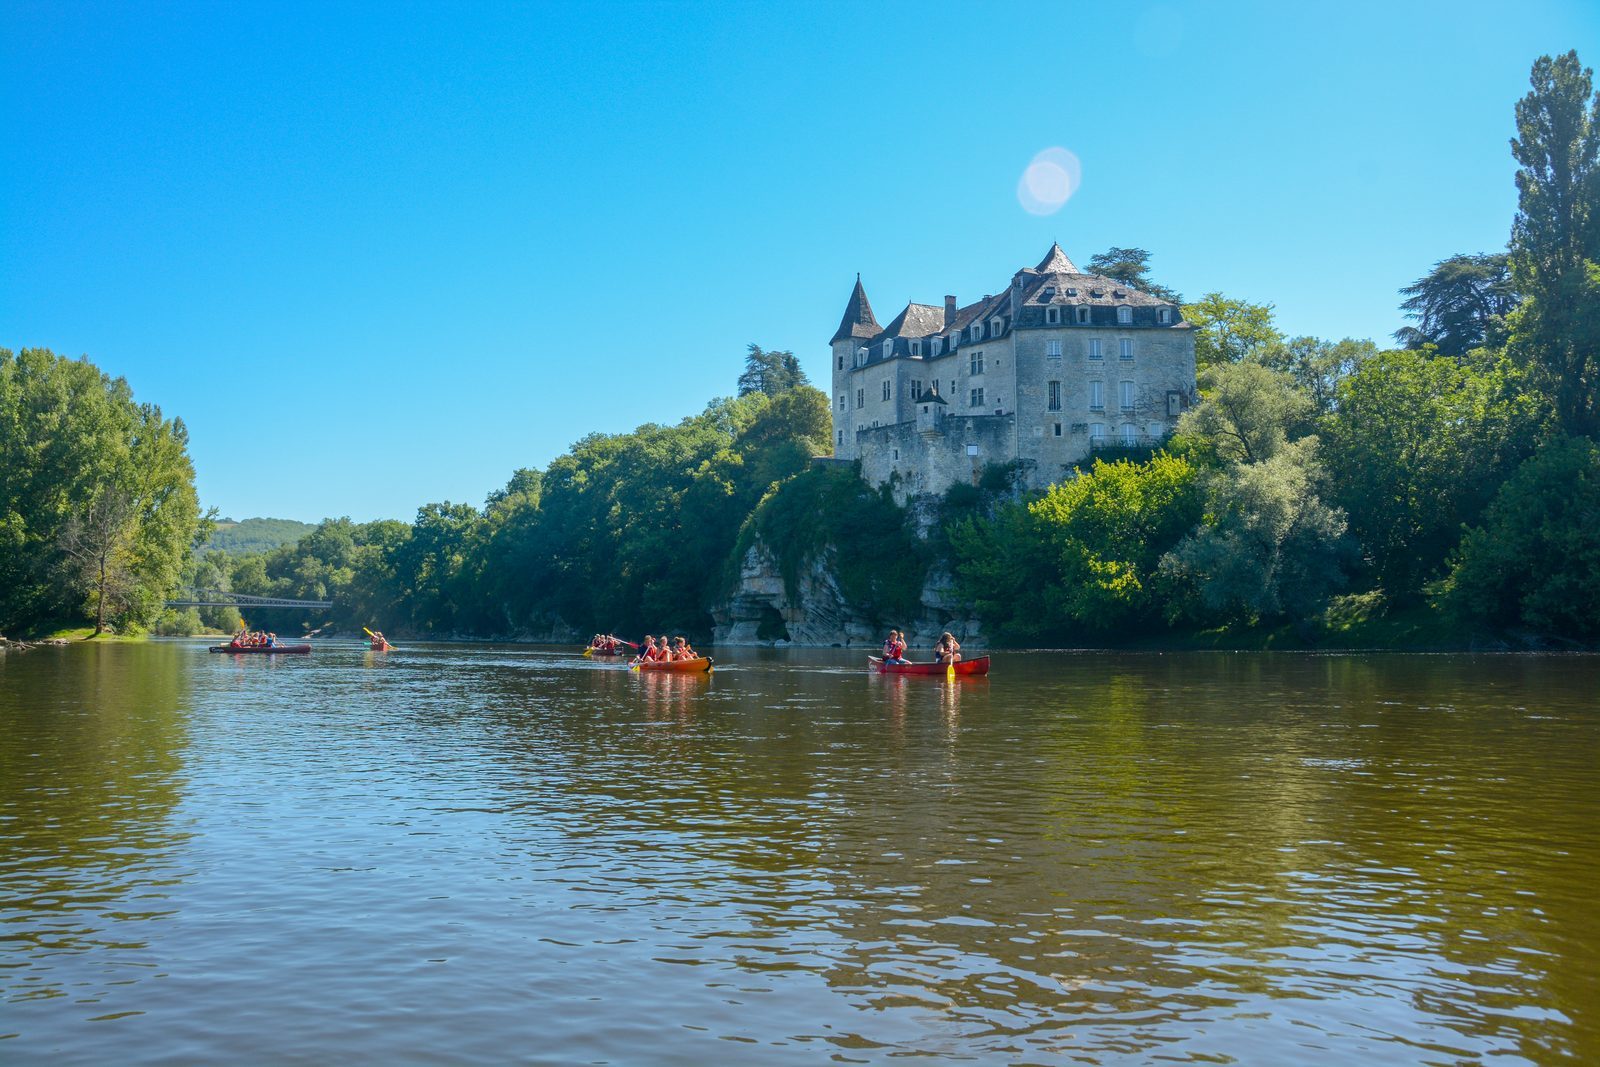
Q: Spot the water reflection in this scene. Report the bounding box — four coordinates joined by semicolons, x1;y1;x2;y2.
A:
0;644;1594;1063
0;642;193;1012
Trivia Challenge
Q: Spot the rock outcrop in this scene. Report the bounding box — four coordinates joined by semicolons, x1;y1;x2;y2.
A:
713;540;983;648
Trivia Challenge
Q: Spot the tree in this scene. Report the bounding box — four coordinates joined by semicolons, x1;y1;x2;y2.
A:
1444;435;1600;640
1086;247;1183;303
1182;293;1283;369
1177;361;1311;464
737;344;809;397
1394;253;1519;355
952;454;1203;639
1323;350;1545;600
0;348;202;635
1506;51;1600;437
1161;439;1351;625
58;488;137;635
1258;336;1376;415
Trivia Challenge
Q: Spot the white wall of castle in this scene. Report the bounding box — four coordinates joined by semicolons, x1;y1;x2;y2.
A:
830;322;1196;499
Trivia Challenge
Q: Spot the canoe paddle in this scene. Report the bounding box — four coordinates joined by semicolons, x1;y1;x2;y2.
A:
363;626;396;651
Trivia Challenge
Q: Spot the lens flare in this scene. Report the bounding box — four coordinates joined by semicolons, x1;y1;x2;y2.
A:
1017;148;1082;216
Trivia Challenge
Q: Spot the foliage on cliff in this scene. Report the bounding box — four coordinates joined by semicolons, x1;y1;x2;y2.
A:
733;464;928;627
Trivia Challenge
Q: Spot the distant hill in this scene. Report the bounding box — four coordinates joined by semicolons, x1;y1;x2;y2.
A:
204;517;316;556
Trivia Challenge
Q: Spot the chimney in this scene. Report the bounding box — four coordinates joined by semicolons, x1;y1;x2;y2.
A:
944;295;957;328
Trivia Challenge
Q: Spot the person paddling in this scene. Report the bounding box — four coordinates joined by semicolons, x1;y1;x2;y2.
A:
882;629;907;665
934;632;961;665
632;635;654;664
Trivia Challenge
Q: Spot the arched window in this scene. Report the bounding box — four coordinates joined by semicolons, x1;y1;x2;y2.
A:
1116;305;1132;324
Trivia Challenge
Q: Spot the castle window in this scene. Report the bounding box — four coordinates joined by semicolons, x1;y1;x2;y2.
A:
969;351;984;376
969;387;985;408
856;388;864;409
1077;306;1090;324
1167;391;1183;418
1121;423;1137;445
1120;380;1135;410
1120;338;1134;360
883;340;895;360
933;337;944;355
910;340;921;356
837;355;843;370
1042;286;1055;299
856;347;867;367
1117;305;1133;324
893;448;899;460
990;317;1004;336
1054;422;1063;437
1046;306;1061;324
1066;288;1078;296
838;393;845;411
911;380;923;399
1090;422;1106;441
837;429;843;446
1114;289;1127;298
970;324;982;343
1089;381;1104;410
1089;339;1102;361
950;379;955;395
882;380;891;401
1158;307;1171;324
1046;339;1062;359
1048;381;1062;411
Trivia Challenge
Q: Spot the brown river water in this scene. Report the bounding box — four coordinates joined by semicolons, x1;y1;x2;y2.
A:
1;641;1596;1064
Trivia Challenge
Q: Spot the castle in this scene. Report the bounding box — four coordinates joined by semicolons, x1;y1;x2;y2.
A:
828;243;1197;500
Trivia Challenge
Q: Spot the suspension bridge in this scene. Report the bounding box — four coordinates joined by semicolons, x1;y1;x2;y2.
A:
166;590;333;610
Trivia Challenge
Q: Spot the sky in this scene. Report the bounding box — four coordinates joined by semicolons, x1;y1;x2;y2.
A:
3;1;1596;522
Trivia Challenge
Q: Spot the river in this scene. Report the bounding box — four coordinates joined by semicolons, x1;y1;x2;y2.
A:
1;641;1595;1064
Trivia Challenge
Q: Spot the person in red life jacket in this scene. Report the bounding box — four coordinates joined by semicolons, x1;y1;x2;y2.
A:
882;629;908;665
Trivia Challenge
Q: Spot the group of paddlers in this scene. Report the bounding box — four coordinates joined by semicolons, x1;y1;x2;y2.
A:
229;628;279;649
633;634;698;663
586;634;632;655
881;629;962;665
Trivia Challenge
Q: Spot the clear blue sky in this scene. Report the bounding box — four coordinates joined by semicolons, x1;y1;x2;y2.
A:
4;1;1596;522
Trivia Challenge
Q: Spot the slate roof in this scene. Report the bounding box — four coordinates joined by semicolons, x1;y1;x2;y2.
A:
879;302;946;339
831;275;881;343
1034;242;1081;274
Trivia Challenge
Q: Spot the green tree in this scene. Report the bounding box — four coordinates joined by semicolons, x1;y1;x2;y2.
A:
1177;361;1311;463
1086;247;1183;303
1395;253;1518;355
1444;435;1600;640
1506;51;1600;437
951;454;1203;640
1182;293;1283;369
737;344;809;397
0;348;202;635
1161;439;1350;625
1258;336;1376;415
1323;349;1545;600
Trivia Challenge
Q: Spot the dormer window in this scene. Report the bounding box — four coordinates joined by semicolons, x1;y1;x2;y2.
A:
1041;286;1055;299
1158;307;1171;324
1090;288;1104;298
1117;306;1132;324
856;347;867;367
990;317;1004;336
1113;289;1127;298
1066;288;1078;296
910;340;921;356
1077;306;1090;324
970;324;982;343
1046;307;1061;324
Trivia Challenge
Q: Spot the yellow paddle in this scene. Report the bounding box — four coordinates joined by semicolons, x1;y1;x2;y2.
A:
363;626;395;651
583;647;593;657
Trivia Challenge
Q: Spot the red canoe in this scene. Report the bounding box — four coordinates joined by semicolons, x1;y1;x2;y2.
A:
869;655;989;676
210;644;312;655
636;656;713;672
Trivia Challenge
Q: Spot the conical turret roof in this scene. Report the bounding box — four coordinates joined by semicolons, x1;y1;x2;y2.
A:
831;274;882;343
1034;242;1080;275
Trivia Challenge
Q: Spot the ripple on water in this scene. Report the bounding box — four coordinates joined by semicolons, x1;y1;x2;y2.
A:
0;643;1596;1063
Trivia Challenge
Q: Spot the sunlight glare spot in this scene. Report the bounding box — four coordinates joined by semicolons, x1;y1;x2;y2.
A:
1017;148;1081;216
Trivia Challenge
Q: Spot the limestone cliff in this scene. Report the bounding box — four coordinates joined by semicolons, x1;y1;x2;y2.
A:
713;540;983;649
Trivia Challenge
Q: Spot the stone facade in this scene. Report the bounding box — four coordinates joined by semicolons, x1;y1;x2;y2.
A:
829;244;1197;500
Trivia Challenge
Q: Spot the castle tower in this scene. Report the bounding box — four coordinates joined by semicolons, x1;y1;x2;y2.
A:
829;274;880;460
